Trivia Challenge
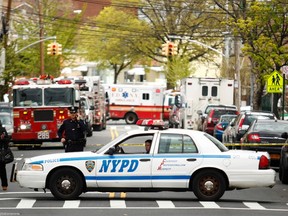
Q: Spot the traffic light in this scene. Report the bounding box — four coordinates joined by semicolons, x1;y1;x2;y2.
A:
51;43;57;55
167;42;177;56
161;42;178;57
47;43;58;55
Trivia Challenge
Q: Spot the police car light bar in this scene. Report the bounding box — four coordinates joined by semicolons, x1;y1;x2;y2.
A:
136;119;168;130
58;79;72;84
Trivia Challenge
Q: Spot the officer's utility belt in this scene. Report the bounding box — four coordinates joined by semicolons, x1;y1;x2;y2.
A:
67;139;86;146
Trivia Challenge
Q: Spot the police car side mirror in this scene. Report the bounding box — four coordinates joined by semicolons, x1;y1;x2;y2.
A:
107;147;115;155
197;110;203;115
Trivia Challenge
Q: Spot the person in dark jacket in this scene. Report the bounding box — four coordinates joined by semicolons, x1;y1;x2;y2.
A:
0;120;9;191
57;107;87;152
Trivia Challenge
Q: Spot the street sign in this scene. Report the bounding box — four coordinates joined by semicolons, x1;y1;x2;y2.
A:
266;71;283;93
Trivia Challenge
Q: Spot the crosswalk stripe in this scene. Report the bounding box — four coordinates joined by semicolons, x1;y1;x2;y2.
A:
200;201;220;208
63;200;80;208
243;202;266;209
1;198;287;210
110;200;126;208
156;200;175;208
16;199;36;208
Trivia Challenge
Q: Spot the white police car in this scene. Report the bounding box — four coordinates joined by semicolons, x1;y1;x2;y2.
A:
15;120;276;201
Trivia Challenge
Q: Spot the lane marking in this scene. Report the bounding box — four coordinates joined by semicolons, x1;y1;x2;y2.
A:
109;192;115;198
63;200;80;208
120;192;126;198
110;127;119;140
200;201;220;208
156;200;175;208
0;199;286;211
243;202;266;210
110;200;126;208
16;198;36;208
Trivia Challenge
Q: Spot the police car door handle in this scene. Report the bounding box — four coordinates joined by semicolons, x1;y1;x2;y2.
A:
139;159;150;162
186;158;197;162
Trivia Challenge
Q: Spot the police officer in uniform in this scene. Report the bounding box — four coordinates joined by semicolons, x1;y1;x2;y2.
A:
57;107;87;152
0;120;9;190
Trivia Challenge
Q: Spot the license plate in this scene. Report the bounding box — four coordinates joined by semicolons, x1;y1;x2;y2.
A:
37;131;49;139
270;154;280;160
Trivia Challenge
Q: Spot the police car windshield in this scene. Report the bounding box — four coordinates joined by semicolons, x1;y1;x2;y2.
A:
96;132;129;154
204;133;228;152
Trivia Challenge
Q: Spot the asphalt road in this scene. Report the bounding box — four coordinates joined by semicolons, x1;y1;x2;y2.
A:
1;120;288;216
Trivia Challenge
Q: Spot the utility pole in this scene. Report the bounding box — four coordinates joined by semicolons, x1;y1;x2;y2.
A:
38;0;45;75
0;0;11;80
4;0;12;49
234;36;241;110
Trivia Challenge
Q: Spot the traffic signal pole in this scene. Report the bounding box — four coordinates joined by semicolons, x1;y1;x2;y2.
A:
38;0;44;75
15;36;56;54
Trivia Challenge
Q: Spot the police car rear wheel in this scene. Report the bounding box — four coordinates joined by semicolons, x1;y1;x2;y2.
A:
49;168;83;200
192;170;226;201
280;151;288;184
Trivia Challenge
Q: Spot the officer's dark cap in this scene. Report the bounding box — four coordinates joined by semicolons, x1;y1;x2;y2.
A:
69;106;78;114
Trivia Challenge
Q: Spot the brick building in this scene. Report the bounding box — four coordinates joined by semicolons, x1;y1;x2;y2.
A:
2;0;111;19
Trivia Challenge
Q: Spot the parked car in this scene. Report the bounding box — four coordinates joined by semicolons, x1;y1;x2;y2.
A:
213;114;237;142
0;112;13;138
279;133;288;184
202;108;239;135
241;119;288;166
0;102;12;113
226;111;277;143
196;104;237;131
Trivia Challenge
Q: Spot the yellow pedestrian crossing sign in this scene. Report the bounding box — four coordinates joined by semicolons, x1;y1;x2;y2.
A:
266;71;283;93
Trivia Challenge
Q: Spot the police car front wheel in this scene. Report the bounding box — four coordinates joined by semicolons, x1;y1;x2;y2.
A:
49;168;84;200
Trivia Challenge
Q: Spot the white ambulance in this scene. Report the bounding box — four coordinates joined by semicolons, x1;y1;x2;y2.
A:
173;77;235;129
104;84;171;124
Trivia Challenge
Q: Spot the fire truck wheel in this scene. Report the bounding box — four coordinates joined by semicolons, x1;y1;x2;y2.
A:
93;125;102;131
125;113;138;124
87;130;93;137
49;168;84;200
102;118;106;130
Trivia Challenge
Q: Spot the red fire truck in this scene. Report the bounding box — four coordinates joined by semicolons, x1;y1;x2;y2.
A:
11;78;81;149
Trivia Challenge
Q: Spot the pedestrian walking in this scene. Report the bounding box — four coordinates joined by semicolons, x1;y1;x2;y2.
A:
0;120;10;191
57;107;87;152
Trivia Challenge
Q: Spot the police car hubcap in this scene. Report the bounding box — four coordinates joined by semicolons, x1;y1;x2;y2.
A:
61;180;71;189
204;181;214;191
